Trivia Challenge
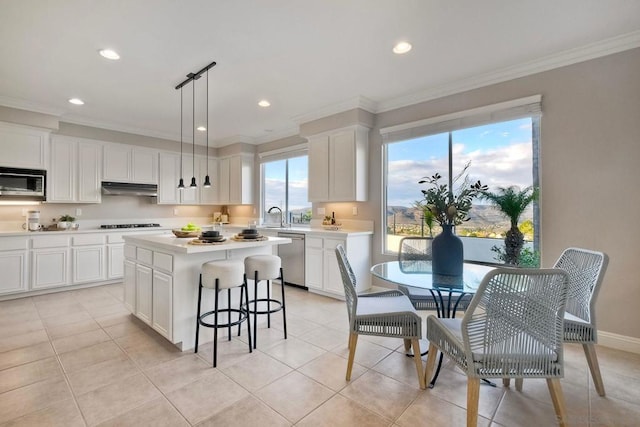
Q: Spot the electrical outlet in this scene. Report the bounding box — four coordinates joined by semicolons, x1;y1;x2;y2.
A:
173;208;179;216
317;207;325;215
352;206;358;215
253;207;256;215
22;208;28;216
75;208;82;217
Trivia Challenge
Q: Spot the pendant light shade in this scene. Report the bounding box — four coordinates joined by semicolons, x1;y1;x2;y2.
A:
175;61;216;190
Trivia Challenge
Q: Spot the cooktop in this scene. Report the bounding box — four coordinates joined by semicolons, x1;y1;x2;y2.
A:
100;223;161;229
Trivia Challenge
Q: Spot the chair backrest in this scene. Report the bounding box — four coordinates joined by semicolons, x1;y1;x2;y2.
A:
398;237;432;262
461;268;570;375
553;248;608;325
335;244;357;327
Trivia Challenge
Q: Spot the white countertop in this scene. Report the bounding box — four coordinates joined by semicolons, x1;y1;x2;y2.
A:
123;233;291;254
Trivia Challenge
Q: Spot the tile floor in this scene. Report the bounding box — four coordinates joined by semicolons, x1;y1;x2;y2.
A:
1;283;640;426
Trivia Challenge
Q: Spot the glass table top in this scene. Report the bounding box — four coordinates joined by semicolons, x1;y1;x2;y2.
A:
370;260;495;294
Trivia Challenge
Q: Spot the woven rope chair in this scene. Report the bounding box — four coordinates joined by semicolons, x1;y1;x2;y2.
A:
424;268;570;427
397;236;472;314
515;247;609;396
335;244;426;389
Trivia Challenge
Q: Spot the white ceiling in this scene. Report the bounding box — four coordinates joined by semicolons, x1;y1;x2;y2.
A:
1;0;640;147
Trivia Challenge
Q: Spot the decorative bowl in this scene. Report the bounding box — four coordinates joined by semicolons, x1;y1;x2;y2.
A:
173;229;200;238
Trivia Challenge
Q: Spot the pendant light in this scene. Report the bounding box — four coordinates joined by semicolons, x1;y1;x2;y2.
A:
203;67;212;188
190;78;197;188
177;86;185;190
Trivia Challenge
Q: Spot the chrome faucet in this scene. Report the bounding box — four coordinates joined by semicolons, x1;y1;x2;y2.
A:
267;206;284;227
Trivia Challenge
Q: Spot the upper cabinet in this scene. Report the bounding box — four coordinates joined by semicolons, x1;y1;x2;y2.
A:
158;151;218;205
103;143;157;184
0;122;49;169
307;125;369;202
218;153;253;205
49;136;102;203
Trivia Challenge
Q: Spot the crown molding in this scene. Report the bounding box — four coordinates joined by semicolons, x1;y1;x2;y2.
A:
291;95;378;125
62;114;180;142
253;126;300;145
0;95;65;116
377;30;640;113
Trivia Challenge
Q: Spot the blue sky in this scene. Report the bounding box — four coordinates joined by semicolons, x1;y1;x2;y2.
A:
387;118;534;207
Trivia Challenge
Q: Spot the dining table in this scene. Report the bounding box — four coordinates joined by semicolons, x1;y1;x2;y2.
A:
370;259;496;386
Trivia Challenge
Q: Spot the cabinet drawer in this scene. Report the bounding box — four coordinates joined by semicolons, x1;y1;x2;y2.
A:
153;252;173;272
72;234;105;246
137;248;153;264
1;237;28;251
323;238;345;250
306;236;323;248
124;244;136;259
31;235;70;249
107;233;125;244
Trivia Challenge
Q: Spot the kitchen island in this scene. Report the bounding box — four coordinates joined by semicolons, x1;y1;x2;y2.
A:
122;233;291;350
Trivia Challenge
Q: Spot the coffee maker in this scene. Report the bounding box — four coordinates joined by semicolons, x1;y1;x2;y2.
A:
23;210;42;231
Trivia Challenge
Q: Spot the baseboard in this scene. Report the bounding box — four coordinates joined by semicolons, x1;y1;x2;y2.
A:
598;330;640;354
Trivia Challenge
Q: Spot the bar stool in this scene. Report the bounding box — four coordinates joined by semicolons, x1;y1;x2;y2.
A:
244;254;287;349
195;260;252;367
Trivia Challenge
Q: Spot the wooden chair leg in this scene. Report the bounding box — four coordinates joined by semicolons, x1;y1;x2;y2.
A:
515;378;523;391
546;378;568;427
411;339;426;389
403;339;411;352
502;378;510;387
583;343;605;396
467;377;480;427
346;332;358;381
424;342;438;386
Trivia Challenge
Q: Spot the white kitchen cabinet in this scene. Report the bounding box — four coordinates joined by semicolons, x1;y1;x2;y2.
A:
152;270;173;339
31;235;70;290
0;122;49;169
72;246;105;284
218;153;253;205
199;156;219;204
304;233;371;298
0;237;28;295
136;264;153;325
158;152;180;204
103;143;157;184
124;259;136;312
49;136;101;203
307;125;369;202
180;154;199;204
107;244;124;279
158;151;214;205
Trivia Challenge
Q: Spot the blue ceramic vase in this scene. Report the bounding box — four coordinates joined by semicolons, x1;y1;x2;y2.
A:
431;224;464;277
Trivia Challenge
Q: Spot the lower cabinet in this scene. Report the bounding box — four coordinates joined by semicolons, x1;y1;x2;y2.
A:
32;248;70;290
0;237;28;296
107;244;124;279
305;234;371;298
124;259;136;312
152;270;173;339
72;246;105;284
135;264;153;325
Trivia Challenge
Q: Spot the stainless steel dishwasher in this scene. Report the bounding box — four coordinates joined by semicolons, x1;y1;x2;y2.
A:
277;232;306;288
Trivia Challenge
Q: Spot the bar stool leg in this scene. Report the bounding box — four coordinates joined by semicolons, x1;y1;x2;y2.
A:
238;284;244;336
253;271;258;350
213;279;220;368
280;267;287;339
267;279;271;328
244;278;253;354
227;287;232;341
194;275;203;353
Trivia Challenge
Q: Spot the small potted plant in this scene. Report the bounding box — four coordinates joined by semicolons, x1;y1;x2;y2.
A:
58;214;76;229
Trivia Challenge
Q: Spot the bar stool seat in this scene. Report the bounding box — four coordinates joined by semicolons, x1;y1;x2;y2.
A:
195;259;252;367
244;254;287;349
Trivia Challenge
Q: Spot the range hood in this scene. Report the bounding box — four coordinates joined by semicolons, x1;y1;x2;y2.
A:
101;181;158;197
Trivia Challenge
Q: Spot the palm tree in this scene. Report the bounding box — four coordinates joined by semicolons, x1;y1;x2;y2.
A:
482;186;538;265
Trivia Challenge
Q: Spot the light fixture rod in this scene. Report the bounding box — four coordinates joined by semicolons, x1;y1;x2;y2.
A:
174;61;217;90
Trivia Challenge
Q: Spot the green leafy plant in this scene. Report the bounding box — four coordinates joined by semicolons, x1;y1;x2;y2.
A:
59;214;76;222
491;245;540;267
482;186;538;265
418;163;487;226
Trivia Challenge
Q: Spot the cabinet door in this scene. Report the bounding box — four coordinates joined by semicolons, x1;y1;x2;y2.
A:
199;156;219;204
72;246;105;284
308;135;329;202
49;137;76;202
180;154;199;204
77;141;102;203
305;246;324;291
218;157;230;204
132;148;158;184
136;264;153;325
0;123;48;169
152;270;172;339
323;238;346;296
108;244;124;279
0;251;27;295
158;152;180;204
124;260;136;313
32;248;69;290
329;130;356;201
103;144;131;182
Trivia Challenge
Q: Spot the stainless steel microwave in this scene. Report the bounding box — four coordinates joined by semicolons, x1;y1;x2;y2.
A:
0;167;46;201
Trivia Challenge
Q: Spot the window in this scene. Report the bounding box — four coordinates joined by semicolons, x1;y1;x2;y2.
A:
261;154;311;225
382;97;541;262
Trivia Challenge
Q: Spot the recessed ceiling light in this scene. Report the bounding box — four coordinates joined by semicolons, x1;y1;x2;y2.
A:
393;41;412;54
197;126;206;131
68;98;84;105
258;100;271;108
99;49;120;60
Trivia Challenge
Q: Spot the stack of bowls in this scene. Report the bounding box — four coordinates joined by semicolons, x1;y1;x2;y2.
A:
200;230;225;242
238;228;260;239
